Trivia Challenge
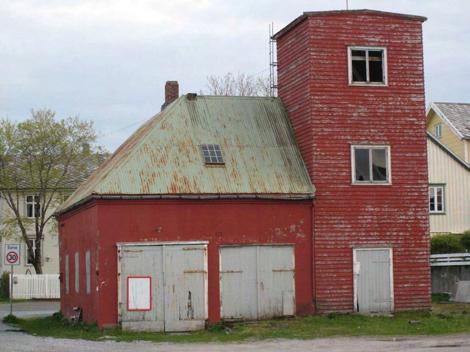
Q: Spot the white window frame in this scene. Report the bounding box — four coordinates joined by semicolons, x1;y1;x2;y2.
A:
25;194;41;218
434;123;442;139
348;46;388;86
351;145;392;185
429;185;445;214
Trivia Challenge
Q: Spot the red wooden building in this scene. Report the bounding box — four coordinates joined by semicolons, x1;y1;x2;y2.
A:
56;9;431;330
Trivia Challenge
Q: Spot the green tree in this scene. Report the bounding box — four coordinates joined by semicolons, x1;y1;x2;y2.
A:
0;109;106;274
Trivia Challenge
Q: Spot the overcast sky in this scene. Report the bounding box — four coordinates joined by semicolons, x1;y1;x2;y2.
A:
1;0;469;151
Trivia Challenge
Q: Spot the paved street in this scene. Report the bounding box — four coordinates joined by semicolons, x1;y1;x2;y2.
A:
1;302;470;351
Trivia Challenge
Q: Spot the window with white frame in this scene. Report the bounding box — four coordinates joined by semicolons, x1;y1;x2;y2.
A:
434;124;442;139
25;195;40;218
429;185;445;213
352;145;391;184
349;47;387;85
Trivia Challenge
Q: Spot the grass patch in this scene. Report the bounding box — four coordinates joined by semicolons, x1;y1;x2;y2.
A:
11;304;470;343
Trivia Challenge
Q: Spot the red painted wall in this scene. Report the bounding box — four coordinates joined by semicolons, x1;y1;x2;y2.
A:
277;12;431;312
59;203;99;322
59;199;313;327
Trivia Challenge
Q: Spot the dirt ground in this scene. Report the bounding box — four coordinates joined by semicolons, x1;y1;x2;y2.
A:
1;301;470;352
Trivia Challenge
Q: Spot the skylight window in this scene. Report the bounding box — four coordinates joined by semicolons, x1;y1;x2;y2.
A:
200;144;224;165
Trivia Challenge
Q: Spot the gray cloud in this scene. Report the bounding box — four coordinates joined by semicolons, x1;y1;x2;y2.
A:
1;0;469;150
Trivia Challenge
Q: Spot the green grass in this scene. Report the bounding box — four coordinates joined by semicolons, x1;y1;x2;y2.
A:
10;304;470;343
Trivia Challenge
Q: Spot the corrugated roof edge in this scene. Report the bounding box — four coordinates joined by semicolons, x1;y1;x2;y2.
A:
55;97;182;214
55;94;315;217
272;9;427;40
430;102;470;139
55;192;315;217
427;132;470;170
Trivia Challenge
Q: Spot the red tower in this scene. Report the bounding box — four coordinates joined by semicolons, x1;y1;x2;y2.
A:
275;10;431;312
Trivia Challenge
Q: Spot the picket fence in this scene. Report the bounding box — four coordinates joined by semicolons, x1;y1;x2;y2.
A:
11;274;60;299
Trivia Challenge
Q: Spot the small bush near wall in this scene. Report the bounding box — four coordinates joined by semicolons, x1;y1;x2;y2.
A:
431;234;465;254
0;272;9;299
461;231;470;252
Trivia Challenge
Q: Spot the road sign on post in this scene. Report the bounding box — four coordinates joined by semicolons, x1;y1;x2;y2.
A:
4;244;20;266
4;243;20;316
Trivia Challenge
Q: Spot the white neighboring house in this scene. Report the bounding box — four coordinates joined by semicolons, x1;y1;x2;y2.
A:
0;193;64;274
427;133;470;235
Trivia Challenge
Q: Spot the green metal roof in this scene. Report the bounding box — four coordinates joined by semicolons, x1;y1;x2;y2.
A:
58;95;314;214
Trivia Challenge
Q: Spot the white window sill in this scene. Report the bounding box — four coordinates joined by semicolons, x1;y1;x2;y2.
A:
351;182;392;186
349;82;388;87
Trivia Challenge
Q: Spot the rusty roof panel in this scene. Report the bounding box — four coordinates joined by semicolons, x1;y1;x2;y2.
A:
58;95;315;213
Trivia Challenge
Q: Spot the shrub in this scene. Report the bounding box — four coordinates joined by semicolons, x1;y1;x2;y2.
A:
2;314;19;324
432;293;450;303
0;272;9;299
461;230;470;252
431;234;465;254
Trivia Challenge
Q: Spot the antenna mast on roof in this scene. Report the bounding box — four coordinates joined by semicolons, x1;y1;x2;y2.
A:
269;23;278;97
346;0;349;10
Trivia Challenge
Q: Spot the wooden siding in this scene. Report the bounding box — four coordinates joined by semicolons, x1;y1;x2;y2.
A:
59;200;314;327
428;138;470;234
277;12;431;313
427;110;466;161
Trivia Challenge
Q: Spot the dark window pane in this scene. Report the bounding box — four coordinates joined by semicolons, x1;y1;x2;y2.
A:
372;149;387;181
355;148;370;181
429;188;435;211
369;60;384;82
352;60;367;82
351;50;366;57
437;188;443;211
368;50;383;59
27;204;33;218
352;60;367;81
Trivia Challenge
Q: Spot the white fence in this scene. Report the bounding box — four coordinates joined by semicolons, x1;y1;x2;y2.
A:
430;253;470;267
11;274;60;299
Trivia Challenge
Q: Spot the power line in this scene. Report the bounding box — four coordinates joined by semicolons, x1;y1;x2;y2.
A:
98;117;148;140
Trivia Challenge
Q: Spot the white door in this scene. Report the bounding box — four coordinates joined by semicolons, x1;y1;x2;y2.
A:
119;242;208;331
220;245;295;320
119;245;164;331
164;244;208;332
354;248;393;313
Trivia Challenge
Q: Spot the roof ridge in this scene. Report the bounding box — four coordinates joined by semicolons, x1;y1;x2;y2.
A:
193;95;278;100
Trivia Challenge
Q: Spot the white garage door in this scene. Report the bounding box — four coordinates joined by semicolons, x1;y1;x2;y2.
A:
220;245;295;320
118;242;208;332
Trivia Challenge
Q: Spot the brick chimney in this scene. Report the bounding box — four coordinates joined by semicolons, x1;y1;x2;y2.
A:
161;81;179;110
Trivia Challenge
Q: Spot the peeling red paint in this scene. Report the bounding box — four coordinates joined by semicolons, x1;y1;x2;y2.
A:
59;200;313;327
277;11;431;312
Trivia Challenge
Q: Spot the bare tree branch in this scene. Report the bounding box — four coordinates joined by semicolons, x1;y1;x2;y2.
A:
204;72;271;97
